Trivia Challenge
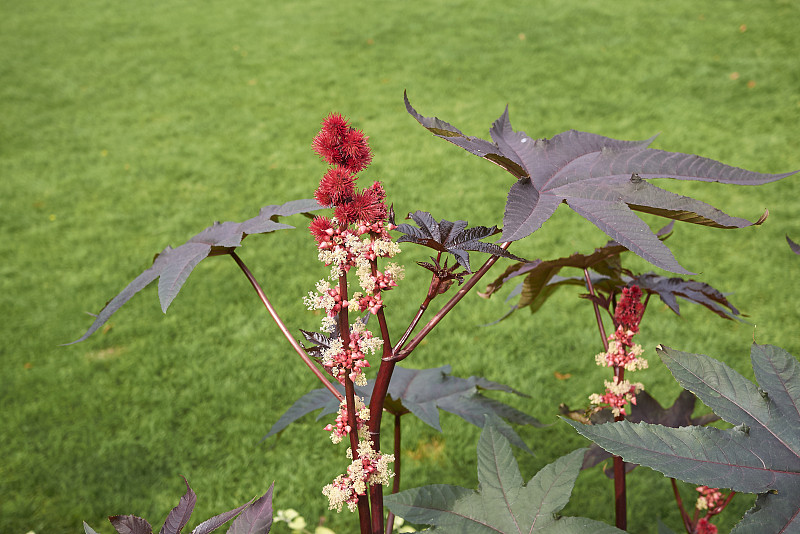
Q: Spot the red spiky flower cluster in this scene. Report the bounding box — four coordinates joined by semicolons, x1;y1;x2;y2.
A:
311;114;388;228
614;285;644;333
312;113;373;174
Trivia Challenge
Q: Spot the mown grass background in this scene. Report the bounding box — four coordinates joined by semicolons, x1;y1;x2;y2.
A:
2;1;799;533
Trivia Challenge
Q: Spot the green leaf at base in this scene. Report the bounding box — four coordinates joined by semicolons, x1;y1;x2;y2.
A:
385;416;625;533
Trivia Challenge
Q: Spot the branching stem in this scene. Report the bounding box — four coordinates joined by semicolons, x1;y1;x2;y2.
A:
390;243;511;362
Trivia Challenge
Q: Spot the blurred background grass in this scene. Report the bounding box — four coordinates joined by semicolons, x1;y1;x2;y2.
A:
2;0;798;533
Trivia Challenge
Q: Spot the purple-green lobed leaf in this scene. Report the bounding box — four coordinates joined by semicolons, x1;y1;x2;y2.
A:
406;93;797;274
565;343;800;533
88;478;260;534
190;501;253;534
264;365;544;453
384;416;625;533
109;515;154;534
481;222;741;323
66;199;323;344
580;389;719;476
631;273;741;321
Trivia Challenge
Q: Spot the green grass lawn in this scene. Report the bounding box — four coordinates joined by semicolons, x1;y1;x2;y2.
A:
2;1;799;533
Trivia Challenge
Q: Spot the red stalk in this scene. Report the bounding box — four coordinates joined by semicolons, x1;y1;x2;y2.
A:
336;272;372;533
584;269;627;529
391;243;511;362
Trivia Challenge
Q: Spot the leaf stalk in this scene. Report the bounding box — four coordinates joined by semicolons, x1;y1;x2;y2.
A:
230;252;343;402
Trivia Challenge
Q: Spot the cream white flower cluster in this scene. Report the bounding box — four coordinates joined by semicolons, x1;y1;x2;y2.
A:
304;221;404;387
322;440;395;513
324;396;371;444
594;328;649;372
589;286;648;417
588;377;644;418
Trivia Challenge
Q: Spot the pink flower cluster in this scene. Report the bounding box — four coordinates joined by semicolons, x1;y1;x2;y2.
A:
590;285;647;417
695;518;717;534
589;377;643;418
325;397;370;444
687;486;732;533
695;486;726;512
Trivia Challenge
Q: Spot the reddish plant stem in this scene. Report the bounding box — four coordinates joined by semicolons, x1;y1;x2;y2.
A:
384;414;402;534
368;261;391;534
336;272;371;533
584;270;627;528
368;356;392;534
344;373;372;533
670;478;694;533
390;243;511;362
583;269;609;352
371;247;509;529
613;360;627;531
230;252;343;402
391;298;431;355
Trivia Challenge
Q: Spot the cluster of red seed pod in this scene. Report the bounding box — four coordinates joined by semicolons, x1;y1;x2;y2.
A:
311;113;388;227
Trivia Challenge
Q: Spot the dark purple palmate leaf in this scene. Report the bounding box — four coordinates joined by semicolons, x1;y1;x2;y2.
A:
263;364;544;454
566;343;800;534
405;92;797;274
788;234;800;255
480;222;741;322
84;479;272;534
66;199;323;344
190;501;253;534
395;210;526;272
108;515;153;534
480;222;673;302
631;272;741;321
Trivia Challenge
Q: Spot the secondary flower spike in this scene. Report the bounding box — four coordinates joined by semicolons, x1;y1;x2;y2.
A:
590;285;647;416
